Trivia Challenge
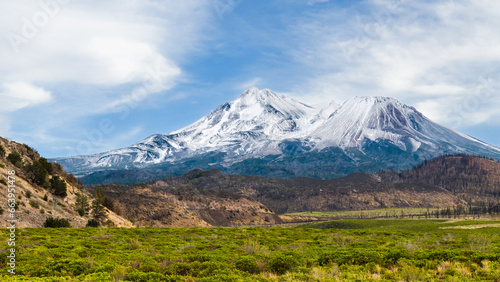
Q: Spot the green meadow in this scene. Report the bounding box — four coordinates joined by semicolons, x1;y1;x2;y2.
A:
2;219;500;281
286;208;443;219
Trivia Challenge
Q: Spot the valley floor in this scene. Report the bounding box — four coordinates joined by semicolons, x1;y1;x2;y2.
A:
1;219;500;281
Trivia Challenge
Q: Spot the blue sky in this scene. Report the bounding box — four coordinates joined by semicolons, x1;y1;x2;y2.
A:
0;0;499;158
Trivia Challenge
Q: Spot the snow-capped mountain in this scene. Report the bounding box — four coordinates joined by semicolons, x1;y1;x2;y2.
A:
310;96;497;155
54;88;500;180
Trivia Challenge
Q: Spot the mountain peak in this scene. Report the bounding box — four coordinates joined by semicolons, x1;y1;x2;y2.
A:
347;96;402;105
341;96;418;118
237;87;279;104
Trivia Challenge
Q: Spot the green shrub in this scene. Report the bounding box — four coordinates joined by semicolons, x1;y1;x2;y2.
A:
268;251;301;275
29;200;40;209
86;219;100;227
318;249;383;266
43;194;48;201
0;179;7;186
164;262;194;276
26;190;32;198
50;176;67;197
46;258;85;276
7;152;23;167
0;145;5;158
111;266;127;281
383;248;412;266
235;256;260;274
124;271;179;282
39;157;53;174
43;217;71;228
23;143;37;153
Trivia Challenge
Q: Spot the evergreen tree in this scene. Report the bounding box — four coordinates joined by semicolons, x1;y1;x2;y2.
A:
91;199;107;221
75;194;90;216
38;157;53;174
50;176;67;197
28;161;48;187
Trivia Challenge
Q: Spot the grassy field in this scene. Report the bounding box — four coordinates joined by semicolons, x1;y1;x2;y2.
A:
286;208;445;220
1;219;500;281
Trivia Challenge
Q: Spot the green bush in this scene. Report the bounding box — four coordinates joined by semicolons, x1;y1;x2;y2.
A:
235;256;260;274
86;219;100;228
43;217;71;228
7;152;23;167
24;160;48;186
164;262;195;276
0;144;5;158
383;248;412;266
23;144;37;153
318;249;383;266
39;157;53;174
125;271;179;282
29;200;40;209
0;179;7;186
50;176;67;197
267;251;301;275
46;258;85;276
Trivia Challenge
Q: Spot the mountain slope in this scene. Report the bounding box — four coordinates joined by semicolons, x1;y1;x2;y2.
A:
312;96;500;157
386;154;500;202
85;155;499;227
0;137;132;227
94;167;464;223
57;88;332;175
53;88;500;183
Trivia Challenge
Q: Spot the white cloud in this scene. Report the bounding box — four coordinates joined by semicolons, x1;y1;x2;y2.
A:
0;0;213;154
0;0;209;85
290;0;500;128
0;81;52;112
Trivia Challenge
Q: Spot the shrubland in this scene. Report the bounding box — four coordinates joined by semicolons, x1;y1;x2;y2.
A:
1;219;499;281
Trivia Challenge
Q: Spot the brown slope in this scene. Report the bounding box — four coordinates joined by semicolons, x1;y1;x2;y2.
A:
391;154;500;205
93;167;462;228
92;155;500;227
171;169;463;214
0;137;132;228
88;182;283;227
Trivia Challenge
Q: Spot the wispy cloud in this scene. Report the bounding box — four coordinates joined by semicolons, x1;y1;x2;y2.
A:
288;0;500;127
0;0;214;153
0;81;52;112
